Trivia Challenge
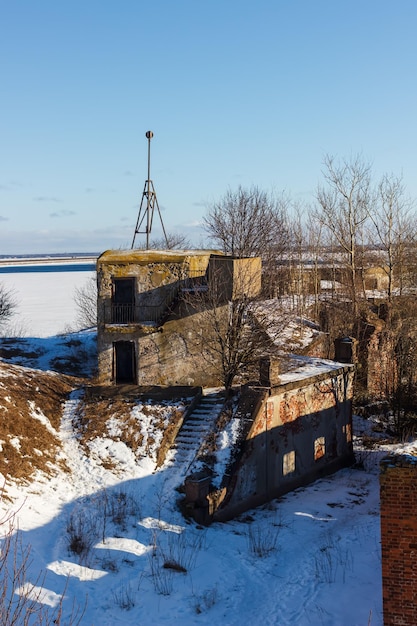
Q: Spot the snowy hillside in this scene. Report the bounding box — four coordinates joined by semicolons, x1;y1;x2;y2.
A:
0;267;407;625
0;328;403;626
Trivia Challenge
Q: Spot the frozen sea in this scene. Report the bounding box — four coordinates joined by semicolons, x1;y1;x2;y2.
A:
0;261;95;337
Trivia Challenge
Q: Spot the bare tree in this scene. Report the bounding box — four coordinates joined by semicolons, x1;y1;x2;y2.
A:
287;205;310;329
316;154;373;318
137;232;191;250
204;186;290;296
369;174;416;306
183;258;290;389
74;277;97;329
386;300;417;437
0;284;17;329
305;206;325;321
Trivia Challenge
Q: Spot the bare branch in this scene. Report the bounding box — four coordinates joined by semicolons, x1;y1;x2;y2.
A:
0;284;17;326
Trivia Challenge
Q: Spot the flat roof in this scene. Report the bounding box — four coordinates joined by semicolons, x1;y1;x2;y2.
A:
97;249;224;265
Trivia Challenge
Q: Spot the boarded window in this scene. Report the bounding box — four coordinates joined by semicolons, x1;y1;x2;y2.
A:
343;424;352;442
314;436;325;461
283;451;295;476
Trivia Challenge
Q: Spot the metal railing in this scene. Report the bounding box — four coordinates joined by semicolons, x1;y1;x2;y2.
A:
104;271;208;326
105;303;166;325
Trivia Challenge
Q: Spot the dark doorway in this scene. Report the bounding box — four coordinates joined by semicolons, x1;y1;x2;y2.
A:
114;341;136;384
112;278;135;323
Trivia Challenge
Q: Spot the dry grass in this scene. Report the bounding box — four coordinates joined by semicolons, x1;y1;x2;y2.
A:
156;408;186;467
73;396;145;453
72;389;190;468
0;351;191;487
0;361;75;483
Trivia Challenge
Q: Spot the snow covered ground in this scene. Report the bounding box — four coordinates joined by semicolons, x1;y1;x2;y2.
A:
0;268;95;337
2;416;388;626
0;268;404;625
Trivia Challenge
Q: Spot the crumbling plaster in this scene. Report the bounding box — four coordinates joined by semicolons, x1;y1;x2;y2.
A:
211;365;355;521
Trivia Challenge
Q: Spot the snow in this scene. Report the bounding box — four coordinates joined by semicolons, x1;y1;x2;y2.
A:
279;354;352;384
211;414;241;488
0;269;95;336
0;267;409;625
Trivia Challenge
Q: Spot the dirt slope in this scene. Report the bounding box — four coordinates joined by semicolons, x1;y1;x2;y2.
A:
0;361;75;483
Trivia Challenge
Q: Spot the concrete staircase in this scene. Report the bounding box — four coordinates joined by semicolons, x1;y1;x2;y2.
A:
171;390;225;474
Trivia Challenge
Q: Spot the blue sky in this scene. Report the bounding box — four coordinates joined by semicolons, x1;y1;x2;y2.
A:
1;0;417;254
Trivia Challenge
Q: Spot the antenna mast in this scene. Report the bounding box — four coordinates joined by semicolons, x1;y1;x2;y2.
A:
131;131;168;249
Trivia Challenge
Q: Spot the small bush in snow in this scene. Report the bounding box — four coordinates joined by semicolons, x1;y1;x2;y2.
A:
66;508;99;564
247;523;279;558
314;532;353;583
193;585;219;614
160;530;206;573
108;490;140;530
112;582;136;610
148;553;174;596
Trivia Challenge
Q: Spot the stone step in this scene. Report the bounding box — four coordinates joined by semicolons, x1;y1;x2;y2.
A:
176;438;201;446
177;435;205;443
190;409;220;417
170;391;226;469
181;424;210;432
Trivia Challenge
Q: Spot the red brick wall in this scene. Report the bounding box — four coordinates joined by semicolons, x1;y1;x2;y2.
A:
380;455;417;625
367;329;396;399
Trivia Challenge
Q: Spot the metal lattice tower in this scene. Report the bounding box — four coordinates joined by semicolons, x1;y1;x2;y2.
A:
131;131;168;249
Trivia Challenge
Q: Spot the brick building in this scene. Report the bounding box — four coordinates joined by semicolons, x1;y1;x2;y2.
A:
380;453;417;626
185;358;355;523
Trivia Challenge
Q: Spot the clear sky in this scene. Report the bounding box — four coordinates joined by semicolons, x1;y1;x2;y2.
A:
1;0;417;255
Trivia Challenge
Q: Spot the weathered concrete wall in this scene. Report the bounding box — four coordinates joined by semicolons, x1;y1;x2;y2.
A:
97;250;217;386
210;365;355;521
366;325;396;399
302;332;332;359
208;256;262;301
97;302;227;387
97;249;212;322
96;250;262;388
380;454;417;626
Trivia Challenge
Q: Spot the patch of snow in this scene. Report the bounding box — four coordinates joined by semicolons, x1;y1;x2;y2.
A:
279;354;351;384
138;517;184;534
28;401;58;436
94;537;150;557
16;583;64;608
212;417;242;488
8;436;21;451
47;560;107;582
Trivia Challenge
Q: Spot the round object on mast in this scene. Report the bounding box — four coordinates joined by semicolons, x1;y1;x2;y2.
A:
131;130;168;249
